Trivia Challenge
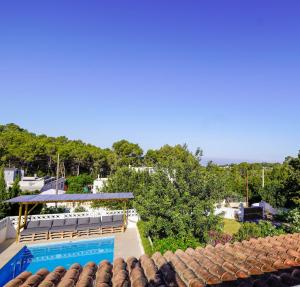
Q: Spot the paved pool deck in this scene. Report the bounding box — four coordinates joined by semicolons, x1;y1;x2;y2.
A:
0;226;144;269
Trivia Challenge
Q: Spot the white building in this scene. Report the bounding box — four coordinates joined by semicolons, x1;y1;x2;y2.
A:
19;176;65;193
130;166;155;174
92;176;108;193
4;168;24;188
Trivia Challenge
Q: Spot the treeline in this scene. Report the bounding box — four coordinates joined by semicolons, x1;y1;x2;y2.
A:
1;123;299;208
93;146;300;250
0;123;143;177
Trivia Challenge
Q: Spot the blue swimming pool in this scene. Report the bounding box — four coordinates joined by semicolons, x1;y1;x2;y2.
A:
0;237;114;286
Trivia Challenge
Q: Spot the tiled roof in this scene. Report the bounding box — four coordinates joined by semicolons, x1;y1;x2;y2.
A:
5;233;300;287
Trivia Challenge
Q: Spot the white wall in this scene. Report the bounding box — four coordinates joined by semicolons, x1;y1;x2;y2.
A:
0;218;8;243
92;178;108;193
214;207;239;219
0;217;17;243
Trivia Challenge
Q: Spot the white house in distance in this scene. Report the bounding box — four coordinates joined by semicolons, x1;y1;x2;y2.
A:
130;166;155;174
19;175;65;193
92;176;108;193
4;168;24;188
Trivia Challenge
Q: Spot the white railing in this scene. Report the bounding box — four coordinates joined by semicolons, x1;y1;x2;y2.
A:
9;209;138;227
0;209;138;244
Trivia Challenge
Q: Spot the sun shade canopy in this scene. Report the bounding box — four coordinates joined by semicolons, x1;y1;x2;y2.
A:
5;193;134;204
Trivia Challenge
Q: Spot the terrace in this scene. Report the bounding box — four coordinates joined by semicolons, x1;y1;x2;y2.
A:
1;194;300;287
0;193;144;285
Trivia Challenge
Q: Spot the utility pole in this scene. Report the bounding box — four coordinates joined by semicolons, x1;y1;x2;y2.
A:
246;169;249;207
55;153;60;207
262;167;265;189
56;153;60;195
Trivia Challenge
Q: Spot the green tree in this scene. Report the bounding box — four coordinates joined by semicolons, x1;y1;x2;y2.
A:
97;150;222;245
66;174;93;193
112;140;143;168
0;167;6;201
0;167;8;219
284;153;300;207
8;176;21;199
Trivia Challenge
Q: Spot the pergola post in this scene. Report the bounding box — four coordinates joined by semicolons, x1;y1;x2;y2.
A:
24;204;29;227
16;203;23;243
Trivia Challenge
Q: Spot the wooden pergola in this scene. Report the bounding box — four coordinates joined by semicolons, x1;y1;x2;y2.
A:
5;193;134;242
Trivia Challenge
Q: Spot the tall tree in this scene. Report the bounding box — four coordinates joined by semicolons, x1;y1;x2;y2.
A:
112;140;143;168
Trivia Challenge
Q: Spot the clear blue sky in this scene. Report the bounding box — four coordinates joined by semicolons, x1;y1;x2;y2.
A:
0;1;299;164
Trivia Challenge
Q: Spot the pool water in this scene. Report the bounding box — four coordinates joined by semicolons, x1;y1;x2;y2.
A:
0;237;114;286
27;237;114;272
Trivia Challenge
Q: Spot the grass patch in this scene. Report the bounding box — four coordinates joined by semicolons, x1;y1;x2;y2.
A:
223;218;241;235
137;221;153;256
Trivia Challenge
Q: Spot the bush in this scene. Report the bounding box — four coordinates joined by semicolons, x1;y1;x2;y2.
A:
273;210;290;222
207;231;232;246
153;236;201;254
74;206;87;213
41;206;69;214
233;220;285;242
285;208;300;233
137;221;154;256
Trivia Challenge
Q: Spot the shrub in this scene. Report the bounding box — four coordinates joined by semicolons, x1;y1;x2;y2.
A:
285;208;300;233
233;220;285;242
273;210;289;222
74;206;87;213
207;231;232;246
153;236;201;254
137;221;154;256
41;206;68;214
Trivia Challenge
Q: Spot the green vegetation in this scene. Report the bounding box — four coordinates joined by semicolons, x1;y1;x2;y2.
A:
137;221;154;256
41;206;68;214
137;220;201;255
0;166;22;219
0;123;137;177
153;237;201;254
1;123;300;209
1;123;300;250
285;209;300;232
66;174;93;193
274;208;300;233
99;146;223;244
74;206;87;213
233;220;285;242
100;146;225;249
223;219;241;235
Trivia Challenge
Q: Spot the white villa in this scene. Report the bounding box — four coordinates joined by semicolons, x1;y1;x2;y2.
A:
4;168;24;188
19;175;65;193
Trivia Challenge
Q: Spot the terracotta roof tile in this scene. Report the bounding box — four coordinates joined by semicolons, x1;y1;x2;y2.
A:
5;233;300;287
